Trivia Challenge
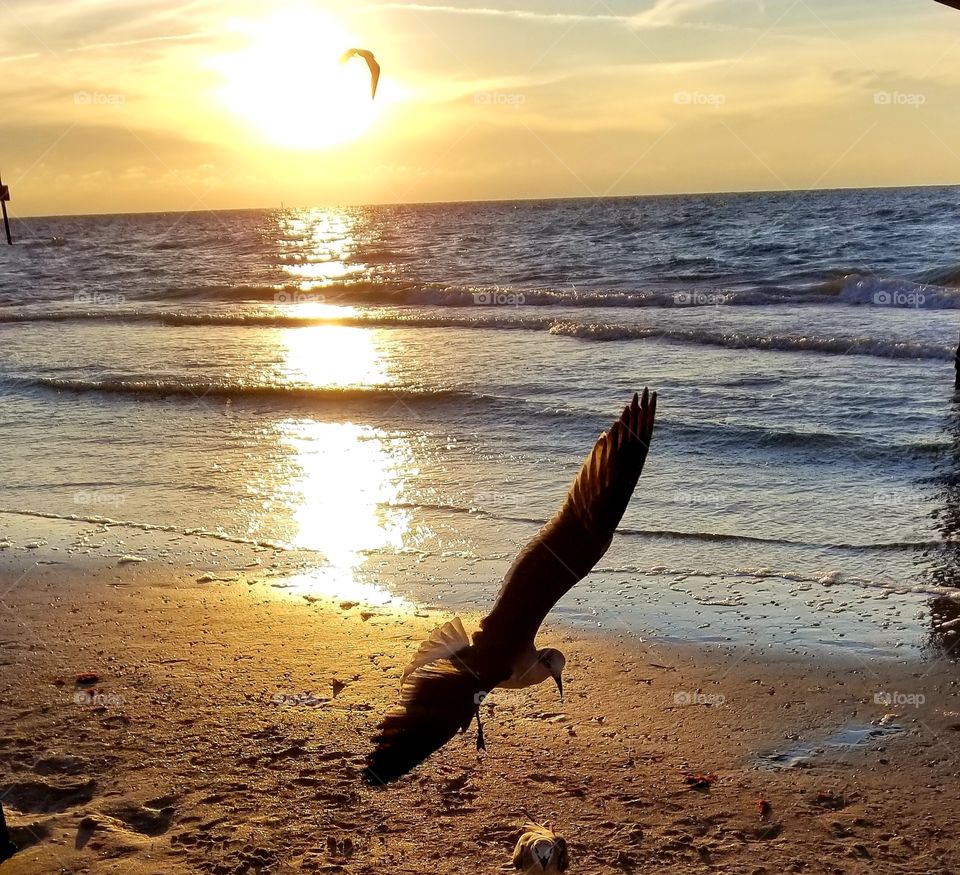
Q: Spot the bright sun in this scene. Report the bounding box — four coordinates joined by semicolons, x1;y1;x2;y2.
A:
214;8;379;149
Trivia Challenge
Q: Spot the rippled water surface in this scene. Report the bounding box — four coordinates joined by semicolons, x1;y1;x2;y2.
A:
3;188;960;656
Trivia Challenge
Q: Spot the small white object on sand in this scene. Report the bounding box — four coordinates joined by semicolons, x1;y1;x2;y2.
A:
513;821;569;873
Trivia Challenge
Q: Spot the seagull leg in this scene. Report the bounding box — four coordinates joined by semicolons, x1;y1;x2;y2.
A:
474;707;486;751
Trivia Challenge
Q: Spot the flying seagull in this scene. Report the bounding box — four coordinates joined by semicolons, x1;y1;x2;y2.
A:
340;48;381;99
363;389;657;785
513;821;569;874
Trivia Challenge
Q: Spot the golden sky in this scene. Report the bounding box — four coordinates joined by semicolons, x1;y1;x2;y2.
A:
3;0;960;215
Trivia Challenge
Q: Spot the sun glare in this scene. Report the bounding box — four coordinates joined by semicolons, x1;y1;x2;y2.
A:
267;419;414;608
214;8;379;149
281;324;389;388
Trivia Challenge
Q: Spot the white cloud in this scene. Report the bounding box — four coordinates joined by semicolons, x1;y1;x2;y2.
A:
632;0;721;27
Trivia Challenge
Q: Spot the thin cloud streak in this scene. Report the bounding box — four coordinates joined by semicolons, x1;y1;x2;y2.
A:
67;30;217;53
0;51;41;64
359;3;632;25
358;1;746;32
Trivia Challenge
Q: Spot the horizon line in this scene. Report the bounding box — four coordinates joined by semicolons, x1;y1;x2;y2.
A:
9;179;959;221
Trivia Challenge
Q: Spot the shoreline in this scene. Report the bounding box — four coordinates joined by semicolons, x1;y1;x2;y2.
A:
1;510;956;663
1;558;959;873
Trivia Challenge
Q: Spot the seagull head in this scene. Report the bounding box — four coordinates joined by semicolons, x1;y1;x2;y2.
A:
532;839;554;870
538;648;566;701
530;834;568;873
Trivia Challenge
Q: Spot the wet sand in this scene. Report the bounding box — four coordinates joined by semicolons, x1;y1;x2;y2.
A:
1;557;959;874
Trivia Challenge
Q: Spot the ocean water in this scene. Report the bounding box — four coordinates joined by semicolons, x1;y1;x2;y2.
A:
3;187;960;658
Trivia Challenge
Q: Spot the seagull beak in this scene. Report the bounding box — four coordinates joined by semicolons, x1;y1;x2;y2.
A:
554;674;563;702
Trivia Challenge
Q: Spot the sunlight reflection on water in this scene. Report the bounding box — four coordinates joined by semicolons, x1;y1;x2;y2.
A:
265;419;417;603
277;209;368;290
281;323;389;387
279;567;413;609
253;209;421;604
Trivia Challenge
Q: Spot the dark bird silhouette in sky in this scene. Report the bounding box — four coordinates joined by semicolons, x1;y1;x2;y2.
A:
340;48;381;99
363;390;657;785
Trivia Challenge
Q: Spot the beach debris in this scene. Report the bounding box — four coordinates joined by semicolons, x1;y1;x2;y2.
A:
443;773;471;794
325;835;355;858
117;554;146;564
340;48;381;99
363;392;656;785
76;673;100;686
683;772;717;791
756;797;772;820
513;821;568;874
196;571;240;583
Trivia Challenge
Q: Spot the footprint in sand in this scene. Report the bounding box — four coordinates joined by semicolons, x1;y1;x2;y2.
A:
32;753;91;776
73;797;178;857
2;811;53;853
103;799;177;836
2;776;97;814
74;813;153;855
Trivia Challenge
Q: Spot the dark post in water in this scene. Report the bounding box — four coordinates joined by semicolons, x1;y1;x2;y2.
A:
0;801;17;863
0;173;11;245
955;332;960;390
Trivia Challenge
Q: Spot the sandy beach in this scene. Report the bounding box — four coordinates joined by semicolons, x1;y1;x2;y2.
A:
6;0;960;869
2;551;958;875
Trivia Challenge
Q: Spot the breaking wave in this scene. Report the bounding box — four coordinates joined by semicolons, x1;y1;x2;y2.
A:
0;310;952;362
7;376;484;407
547;321;953;360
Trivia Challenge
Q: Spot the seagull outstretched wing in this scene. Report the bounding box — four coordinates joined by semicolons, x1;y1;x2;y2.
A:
476;389;657;650
363;655;505;786
340;47;381;99
363;390;655;785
